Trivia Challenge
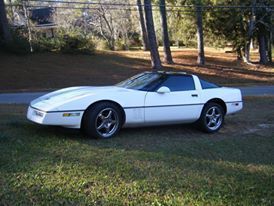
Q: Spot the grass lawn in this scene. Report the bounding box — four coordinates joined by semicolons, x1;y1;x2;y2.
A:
0;48;273;92
0;96;274;205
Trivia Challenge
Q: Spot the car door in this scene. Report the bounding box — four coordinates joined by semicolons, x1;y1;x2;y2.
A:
144;75;203;124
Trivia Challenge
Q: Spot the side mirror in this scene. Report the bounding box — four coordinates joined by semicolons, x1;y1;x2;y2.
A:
157;86;170;94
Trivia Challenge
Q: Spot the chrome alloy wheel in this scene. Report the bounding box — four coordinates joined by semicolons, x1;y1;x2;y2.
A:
95;108;119;138
205;106;223;131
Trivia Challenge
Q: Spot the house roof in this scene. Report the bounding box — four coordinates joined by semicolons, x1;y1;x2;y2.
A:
30;7;55;25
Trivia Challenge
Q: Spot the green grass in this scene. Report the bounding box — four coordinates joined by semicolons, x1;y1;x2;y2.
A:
0;97;274;205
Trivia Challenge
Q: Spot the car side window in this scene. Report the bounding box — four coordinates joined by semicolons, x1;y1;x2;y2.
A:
157;75;195;92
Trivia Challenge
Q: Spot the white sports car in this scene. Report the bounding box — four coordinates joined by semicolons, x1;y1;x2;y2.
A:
27;71;243;138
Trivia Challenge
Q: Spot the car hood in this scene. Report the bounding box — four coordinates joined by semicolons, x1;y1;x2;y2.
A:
30;86;126;111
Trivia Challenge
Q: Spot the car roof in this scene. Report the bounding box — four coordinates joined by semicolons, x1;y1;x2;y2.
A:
144;71;191;76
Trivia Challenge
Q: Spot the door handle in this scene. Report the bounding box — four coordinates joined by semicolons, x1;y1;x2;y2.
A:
191;94;198;97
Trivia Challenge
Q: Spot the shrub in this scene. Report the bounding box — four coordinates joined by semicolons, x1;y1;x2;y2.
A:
32;34;96;54
94;39;112;50
1;28;96;54
129;32;142;47
60;35;96;54
33;37;64;52
169;40;185;47
115;40;128;51
0;35;31;54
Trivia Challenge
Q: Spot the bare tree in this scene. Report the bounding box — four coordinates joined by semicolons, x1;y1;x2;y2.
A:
0;0;12;42
97;6;116;50
23;1;33;52
144;0;162;70
74;0;133;50
118;5;132;50
196;3;205;65
136;0;149;51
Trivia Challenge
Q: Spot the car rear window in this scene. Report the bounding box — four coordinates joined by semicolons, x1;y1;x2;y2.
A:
200;79;219;89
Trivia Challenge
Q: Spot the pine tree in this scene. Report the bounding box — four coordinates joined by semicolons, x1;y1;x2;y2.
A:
144;0;162;70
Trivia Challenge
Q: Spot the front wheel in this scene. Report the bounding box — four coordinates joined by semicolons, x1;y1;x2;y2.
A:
198;103;224;133
82;102;122;139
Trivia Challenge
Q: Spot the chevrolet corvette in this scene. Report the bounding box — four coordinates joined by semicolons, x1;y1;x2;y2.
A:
27;71;243;138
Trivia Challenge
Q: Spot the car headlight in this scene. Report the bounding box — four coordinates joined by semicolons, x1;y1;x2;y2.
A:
33;110;44;117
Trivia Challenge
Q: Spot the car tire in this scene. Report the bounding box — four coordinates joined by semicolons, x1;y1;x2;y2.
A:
82;102;123;139
198;102;224;133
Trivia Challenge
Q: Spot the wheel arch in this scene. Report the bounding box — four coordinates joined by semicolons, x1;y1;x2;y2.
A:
205;98;227;115
81;100;126;129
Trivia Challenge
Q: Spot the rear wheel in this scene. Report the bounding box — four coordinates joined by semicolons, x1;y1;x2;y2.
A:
82;102;122;139
198;102;224;133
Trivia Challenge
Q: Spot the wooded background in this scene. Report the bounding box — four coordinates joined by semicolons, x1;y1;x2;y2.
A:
0;0;273;69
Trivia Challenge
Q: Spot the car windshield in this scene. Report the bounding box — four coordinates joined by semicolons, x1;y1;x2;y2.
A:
116;72;163;91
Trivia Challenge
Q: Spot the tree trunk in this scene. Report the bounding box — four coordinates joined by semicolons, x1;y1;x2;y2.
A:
196;5;205;65
267;14;272;63
244;41;251;63
110;38;115;51
258;33;268;64
144;0;162;70
159;0;173;64
244;0;256;63
176;39;180;48
236;46;243;60
8;0;15;23
136;0;149;51
23;2;33;52
0;0;12;42
267;32;272;63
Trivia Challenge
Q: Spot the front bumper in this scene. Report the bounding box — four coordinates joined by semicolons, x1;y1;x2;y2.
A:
27;106;83;128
